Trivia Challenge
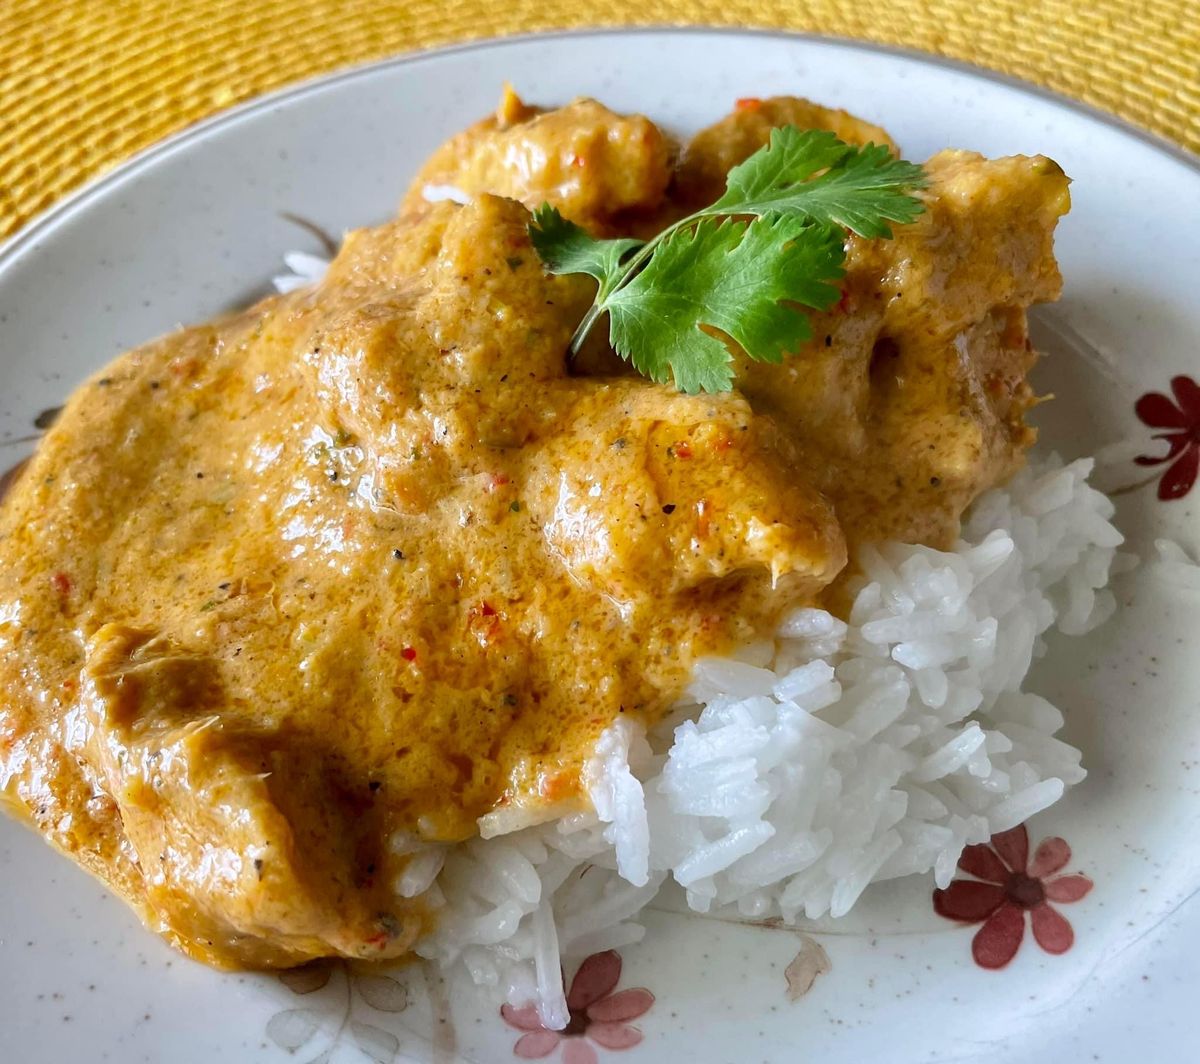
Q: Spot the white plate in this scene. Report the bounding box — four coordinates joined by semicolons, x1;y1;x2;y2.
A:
2;29;1198;1064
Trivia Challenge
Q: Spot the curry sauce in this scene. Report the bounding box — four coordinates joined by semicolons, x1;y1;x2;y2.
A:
0;93;1069;969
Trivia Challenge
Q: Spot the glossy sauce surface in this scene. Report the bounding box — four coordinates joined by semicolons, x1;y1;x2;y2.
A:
0;93;1067;968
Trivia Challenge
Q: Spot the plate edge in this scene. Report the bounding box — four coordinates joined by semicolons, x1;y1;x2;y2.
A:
1;24;1197;271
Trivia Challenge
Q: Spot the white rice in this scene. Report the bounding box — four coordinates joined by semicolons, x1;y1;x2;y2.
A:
399;454;1123;1028
419;182;473;206
272;251;330;294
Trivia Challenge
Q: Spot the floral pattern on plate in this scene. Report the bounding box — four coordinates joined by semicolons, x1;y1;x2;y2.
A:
502;950;654;1062
1134;375;1200;500
933;823;1093;968
269;962;411;1063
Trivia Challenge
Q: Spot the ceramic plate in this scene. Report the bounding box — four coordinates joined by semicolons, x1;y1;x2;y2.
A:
2;29;1198;1064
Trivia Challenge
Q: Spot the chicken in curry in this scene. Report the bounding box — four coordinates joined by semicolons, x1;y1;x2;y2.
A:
0;92;1069;969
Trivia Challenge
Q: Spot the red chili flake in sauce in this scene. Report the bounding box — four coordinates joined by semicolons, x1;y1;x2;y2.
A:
168;356;199;380
736;97;763;111
674;441;693;459
468;601;502;645
401;646;417;662
489;473;510;490
538;771;575;801
50;571;72;595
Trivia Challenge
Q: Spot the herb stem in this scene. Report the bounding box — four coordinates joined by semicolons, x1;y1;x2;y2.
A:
569;303;607;355
568;220;694;355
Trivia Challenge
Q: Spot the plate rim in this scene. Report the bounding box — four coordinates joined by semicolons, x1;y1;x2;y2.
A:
2;24;1197;274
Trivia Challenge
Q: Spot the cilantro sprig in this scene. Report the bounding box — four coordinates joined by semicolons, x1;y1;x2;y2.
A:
529;127;927;394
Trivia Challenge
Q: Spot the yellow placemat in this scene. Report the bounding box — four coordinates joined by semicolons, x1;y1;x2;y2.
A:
1;0;1197;239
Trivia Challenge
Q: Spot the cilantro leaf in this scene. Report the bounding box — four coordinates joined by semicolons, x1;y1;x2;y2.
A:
527;123;926;392
528;205;643;298
716;127;853;203
711;128;928;239
606;216;845;394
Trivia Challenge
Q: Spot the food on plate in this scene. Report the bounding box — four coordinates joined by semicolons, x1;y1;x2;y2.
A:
0;89;1119;1025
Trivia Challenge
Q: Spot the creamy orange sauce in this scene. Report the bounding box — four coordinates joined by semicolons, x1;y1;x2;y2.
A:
0;92;1068;970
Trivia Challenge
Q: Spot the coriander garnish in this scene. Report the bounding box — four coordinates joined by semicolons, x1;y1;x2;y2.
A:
529;127;926;394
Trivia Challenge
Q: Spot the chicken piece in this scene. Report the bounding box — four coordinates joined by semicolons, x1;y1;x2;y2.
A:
525;382;846;608
674;95;898;209
76;624;423;968
679;100;1070;548
403;89;676;231
760;151;1066;548
296;196;595;511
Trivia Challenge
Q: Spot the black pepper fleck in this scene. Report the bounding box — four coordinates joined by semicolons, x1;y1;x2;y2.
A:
662;504;676;514
34;406;63;430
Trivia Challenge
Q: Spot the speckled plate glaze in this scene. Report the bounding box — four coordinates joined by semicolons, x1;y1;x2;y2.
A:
2;29;1198;1064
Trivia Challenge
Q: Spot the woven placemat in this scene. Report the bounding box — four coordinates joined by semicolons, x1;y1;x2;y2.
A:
1;0;1197;238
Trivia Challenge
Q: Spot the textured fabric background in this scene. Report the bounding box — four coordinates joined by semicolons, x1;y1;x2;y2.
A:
1;0;1197;238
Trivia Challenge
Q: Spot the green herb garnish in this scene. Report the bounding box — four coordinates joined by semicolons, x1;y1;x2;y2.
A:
529;127;926;394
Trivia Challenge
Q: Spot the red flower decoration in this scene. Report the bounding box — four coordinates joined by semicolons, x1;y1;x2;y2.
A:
1135;375;1200;500
501;951;654;1063
933;824;1093;969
